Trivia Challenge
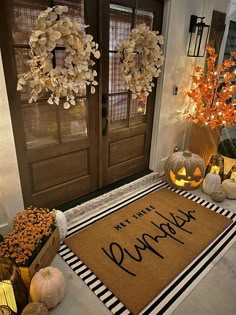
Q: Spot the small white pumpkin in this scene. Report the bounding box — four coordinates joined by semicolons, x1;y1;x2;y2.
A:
30;267;66;309
202;172;221;195
211;185;227;202
54;210;67;241
222;179;236;199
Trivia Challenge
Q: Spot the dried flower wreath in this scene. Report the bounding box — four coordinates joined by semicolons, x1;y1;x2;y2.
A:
117;24;164;99
17;5;100;109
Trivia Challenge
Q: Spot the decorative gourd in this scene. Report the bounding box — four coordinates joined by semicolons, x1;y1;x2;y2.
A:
30;267;65;309
211;186;227;202
0;306;12;315
55;210;67;241
21;302;48;315
165;150;205;190
202;172;221;195
221;179;236;199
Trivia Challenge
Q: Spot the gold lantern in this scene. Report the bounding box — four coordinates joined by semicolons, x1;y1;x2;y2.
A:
0;258;28;314
227;165;236;180
205;155;224;181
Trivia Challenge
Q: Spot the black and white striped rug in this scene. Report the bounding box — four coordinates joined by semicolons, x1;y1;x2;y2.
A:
59;180;236;315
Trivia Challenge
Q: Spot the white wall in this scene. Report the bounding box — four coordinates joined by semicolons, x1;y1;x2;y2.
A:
150;0;229;172
0;50;24;233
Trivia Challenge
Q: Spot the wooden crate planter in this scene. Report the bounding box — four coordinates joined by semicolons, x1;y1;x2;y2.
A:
19;227;60;288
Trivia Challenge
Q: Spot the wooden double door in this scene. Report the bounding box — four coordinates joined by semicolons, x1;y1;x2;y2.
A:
0;0;163;208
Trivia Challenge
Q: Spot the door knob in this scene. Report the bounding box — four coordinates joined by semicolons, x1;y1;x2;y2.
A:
102;106;108;136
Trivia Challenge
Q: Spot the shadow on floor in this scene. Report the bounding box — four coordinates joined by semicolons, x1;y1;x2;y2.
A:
57;169;152;212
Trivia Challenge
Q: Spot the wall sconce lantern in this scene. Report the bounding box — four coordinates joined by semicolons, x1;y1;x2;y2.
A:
187;15;210;57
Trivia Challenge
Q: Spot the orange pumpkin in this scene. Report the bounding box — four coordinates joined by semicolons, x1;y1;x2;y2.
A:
165;150;205;190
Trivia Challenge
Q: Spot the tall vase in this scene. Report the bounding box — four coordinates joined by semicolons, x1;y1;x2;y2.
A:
188;122;222;166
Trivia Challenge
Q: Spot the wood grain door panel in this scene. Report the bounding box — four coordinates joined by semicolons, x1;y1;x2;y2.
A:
32;174;93;208
32;150;89;191
109;134;145;166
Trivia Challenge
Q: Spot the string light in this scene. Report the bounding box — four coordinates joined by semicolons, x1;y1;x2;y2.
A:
184;46;236;129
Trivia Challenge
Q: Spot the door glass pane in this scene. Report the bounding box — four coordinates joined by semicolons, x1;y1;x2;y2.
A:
12;0;84;45
109;94;128;130
109;52;127;93
109;5;155;129
109;5;132;51
130;97;147;124
54;0;84;23
22;103;59;149
60;98;88;141
12;0;86;149
15;48;31;102
109;4;132;131
54;49;86;96
12;0;48;45
136;9;153;28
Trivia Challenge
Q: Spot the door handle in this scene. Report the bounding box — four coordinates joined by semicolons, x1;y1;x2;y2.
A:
102;94;108;136
102;106;108;136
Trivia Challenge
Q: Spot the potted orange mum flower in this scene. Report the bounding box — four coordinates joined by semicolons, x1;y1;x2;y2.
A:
0;207;60;288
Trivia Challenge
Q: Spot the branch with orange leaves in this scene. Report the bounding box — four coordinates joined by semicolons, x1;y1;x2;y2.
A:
184;45;236;129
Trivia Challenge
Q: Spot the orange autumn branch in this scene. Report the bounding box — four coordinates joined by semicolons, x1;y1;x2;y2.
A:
184;45;236;129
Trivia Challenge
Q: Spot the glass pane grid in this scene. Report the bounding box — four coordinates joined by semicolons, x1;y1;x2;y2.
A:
60;98;88;140
109;94;128;129
135;10;153;28
54;0;84;23
12;1;48;45
130;97;147;124
22;103;59;149
109;53;127;94
15;48;51;102
55;50;87;97
109;6;132;51
15;48;31;101
109;5;153;130
12;0;85;149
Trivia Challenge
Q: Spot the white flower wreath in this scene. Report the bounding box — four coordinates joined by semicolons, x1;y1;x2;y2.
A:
117;24;164;99
17;5;100;109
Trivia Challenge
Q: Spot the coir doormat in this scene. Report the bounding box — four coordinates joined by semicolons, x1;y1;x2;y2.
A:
63;186;234;315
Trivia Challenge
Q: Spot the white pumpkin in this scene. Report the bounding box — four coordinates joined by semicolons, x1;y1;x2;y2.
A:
30;267;66;309
211;186;227;202
222;179;236;199
55;210;67;241
202;172;221;195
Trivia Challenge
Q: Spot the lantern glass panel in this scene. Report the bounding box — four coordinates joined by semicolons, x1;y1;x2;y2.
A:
188;24;209;57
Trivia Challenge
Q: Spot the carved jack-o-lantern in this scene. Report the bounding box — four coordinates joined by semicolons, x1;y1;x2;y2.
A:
165;150;205;190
